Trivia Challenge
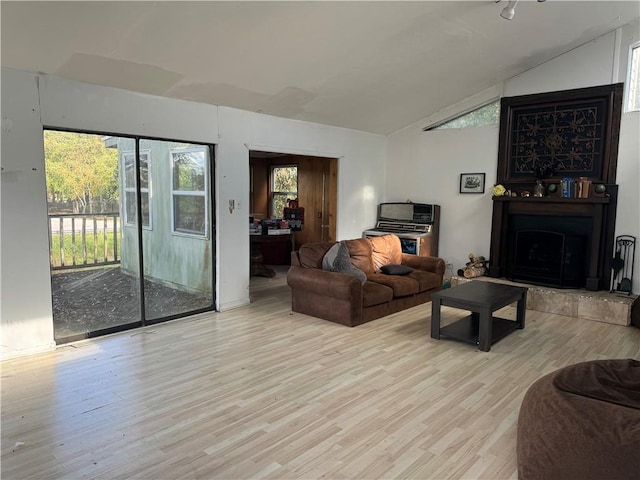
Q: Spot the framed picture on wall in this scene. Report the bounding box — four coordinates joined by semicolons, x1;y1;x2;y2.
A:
460;173;485;194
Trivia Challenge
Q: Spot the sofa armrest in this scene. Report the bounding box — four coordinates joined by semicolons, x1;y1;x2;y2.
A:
401;254;446;276
287;265;362;301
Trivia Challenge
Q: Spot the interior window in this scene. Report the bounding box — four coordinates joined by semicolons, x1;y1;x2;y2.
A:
627;43;640;112
424;100;500;131
271;165;297;218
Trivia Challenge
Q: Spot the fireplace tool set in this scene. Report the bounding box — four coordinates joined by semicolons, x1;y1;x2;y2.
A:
610;235;635;295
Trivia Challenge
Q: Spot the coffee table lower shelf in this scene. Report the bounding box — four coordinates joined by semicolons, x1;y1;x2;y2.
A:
439;315;520;347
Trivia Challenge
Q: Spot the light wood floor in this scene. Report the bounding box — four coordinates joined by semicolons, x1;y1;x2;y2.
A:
3;267;640;479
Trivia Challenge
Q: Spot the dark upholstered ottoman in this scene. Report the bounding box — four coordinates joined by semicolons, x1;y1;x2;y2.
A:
517;359;640;480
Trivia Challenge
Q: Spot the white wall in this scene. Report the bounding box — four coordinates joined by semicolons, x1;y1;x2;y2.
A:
613;20;640;282
387;23;640;291
616;112;640;255
386;123;499;269
218;108;387;310
1;69;56;357
0;68;387;359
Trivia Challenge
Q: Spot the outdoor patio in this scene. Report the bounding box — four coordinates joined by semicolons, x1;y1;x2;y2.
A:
51;266;213;341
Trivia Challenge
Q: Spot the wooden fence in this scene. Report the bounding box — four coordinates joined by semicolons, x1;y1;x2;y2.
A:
48;213;120;270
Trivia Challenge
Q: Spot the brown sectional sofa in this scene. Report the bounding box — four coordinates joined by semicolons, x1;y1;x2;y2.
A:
287;234;445;326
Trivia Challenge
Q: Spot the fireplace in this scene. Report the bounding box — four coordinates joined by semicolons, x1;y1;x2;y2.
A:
489;84;623;291
509;229;586;288
489;192;618;291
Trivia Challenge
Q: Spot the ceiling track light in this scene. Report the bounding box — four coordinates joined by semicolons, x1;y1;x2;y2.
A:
497;0;545;20
500;0;518;20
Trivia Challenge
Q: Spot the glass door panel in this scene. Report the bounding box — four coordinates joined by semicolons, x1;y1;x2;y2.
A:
139;139;214;322
45;132;142;342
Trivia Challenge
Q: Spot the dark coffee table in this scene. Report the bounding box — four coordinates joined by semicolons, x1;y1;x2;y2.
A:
430;281;527;352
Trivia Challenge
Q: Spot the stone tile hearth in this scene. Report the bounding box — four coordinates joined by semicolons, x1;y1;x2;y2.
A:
452;275;637;326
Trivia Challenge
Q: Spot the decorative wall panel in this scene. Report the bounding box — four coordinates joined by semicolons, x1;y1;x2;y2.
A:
497;83;623;185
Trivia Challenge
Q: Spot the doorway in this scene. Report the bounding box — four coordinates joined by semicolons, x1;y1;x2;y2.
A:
44;129;216;343
249;151;338;247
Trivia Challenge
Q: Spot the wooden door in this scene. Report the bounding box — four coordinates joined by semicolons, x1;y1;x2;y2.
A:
295;156;337;247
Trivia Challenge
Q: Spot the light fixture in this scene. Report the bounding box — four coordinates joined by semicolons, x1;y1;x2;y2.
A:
500;0;518;20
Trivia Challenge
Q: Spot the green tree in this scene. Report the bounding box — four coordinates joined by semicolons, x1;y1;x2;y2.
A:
432;101;500;130
44;131;119;213
273;166;297;192
272;166;297;217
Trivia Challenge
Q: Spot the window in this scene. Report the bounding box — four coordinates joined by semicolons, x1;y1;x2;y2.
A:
171;148;208;237
123;150;151;228
627;43;640;112
271;165;297;218
424;100;500;131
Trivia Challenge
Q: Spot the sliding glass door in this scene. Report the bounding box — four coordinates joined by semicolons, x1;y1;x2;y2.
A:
138;139;214;322
45;130;215;343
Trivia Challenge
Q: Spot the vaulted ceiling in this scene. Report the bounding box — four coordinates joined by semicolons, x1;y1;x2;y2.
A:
2;1;639;134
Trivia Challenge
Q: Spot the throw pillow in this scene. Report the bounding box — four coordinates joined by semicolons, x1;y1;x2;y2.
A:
380;264;413;275
369;234;403;272
322;241;367;283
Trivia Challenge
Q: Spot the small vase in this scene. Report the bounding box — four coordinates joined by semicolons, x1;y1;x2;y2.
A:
533;180;545;197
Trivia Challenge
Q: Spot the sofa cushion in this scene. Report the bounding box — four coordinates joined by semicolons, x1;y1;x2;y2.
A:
299;242;334;269
369;234;403;272
345;238;375;274
380;264;413;275
322;242;367;283
362;281;394;307
406;270;442;292
367;273;419;297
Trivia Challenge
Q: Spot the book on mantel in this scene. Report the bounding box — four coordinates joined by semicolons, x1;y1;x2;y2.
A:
267;229;291;235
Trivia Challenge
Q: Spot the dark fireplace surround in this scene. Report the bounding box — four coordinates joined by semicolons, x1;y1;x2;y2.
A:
489;84;623;291
510;220;588;289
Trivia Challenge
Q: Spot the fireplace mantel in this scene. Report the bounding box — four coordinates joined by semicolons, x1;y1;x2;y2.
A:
488;187;618;291
492;196;611;205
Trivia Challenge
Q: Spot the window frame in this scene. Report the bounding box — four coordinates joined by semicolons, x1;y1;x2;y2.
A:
123;149;152;230
270;164;298;218
423;99;500;131
170;147;209;239
626;41;640;113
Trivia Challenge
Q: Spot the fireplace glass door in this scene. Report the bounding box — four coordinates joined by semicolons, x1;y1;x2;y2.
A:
509;230;586;288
